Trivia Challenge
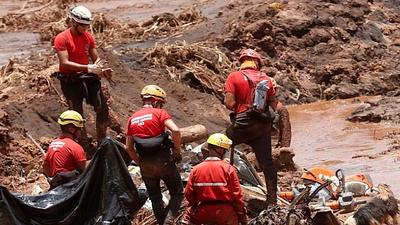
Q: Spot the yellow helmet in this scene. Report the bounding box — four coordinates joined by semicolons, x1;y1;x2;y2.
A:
57;110;85;128
207;133;232;150
141;85;167;102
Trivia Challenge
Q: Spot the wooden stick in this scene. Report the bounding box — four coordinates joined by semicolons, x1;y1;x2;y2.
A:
25;132;46;155
11;0;54;15
2;60;10;77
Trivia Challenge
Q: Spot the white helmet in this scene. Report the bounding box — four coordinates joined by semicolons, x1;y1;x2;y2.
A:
69;6;92;25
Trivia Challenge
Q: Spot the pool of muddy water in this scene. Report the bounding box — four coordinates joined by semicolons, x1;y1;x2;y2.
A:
290;96;400;196
0;32;46;67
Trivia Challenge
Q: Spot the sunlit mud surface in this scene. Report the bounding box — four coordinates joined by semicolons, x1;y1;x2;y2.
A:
290;96;400;196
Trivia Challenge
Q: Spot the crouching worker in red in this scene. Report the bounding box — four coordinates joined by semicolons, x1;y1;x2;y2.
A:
182;133;248;225
43;110;88;189
125;85;183;225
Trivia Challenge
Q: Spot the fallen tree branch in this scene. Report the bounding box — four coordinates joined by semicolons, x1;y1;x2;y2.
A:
10;0;54;15
24;131;46;156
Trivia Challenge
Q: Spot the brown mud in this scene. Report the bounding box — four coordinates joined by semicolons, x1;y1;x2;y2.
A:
0;0;399;221
290;96;400;197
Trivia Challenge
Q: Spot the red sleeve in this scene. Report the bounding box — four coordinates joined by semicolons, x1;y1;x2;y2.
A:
184;169;197;206
126;117;133;136
54;33;67;51
71;144;87;163
229;166;245;214
159;109;172;124
224;72;236;94
87;32;96;49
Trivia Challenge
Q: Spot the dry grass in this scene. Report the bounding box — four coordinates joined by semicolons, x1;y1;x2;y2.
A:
142;41;236;101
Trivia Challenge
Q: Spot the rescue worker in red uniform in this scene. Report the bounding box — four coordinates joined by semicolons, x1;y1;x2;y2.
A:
43;110;88;189
54;5;113;148
224;49;279;206
182;133;247;225
125;85;183;225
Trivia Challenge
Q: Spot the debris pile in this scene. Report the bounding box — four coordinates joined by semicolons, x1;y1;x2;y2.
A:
249;206;312;225
142;41;235;100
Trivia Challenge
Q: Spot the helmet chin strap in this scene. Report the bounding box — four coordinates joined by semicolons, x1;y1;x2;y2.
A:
66;127;80;140
212;147;226;159
143;97;164;108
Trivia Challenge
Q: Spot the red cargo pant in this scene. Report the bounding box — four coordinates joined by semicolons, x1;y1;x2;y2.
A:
183;204;238;225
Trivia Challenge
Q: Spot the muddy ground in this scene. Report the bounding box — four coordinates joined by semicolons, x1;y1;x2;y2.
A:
0;0;400;223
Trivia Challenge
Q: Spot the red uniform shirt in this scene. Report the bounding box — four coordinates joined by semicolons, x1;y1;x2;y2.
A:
185;157;245;213
54;28;96;73
44;137;86;177
126;107;172;138
225;69;276;113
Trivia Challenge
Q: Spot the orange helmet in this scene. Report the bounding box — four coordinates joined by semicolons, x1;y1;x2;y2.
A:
301;167;335;185
239;49;262;63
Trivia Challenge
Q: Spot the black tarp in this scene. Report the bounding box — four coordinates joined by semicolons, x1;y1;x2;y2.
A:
0;138;143;225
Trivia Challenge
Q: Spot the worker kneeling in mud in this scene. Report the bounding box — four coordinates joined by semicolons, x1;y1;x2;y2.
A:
43;110;88;189
182;133;248;225
125;85;183;225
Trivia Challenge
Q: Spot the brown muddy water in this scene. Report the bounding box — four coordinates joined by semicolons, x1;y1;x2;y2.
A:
289;96;400;197
0;32;47;67
84;0;225;22
0;0;225;66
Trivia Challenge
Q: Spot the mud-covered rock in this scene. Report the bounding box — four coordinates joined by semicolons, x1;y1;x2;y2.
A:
244;19;274;39
246;147;298;172
347;97;400;123
302;28;332;47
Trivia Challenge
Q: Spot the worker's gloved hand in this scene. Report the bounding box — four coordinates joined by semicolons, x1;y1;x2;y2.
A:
172;151;182;163
101;68;113;79
88;64;102;75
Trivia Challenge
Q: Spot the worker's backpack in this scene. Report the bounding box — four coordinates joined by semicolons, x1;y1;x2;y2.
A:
133;132;173;159
231;71;273;127
241;70;271;113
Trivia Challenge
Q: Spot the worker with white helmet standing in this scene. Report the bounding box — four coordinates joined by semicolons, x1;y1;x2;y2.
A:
53;5;113;153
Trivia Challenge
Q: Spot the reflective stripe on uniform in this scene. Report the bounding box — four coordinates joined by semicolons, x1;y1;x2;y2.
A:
193;182;227;187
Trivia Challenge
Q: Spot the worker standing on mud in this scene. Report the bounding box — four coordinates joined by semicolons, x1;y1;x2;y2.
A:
125;85;183;225
182;133;247;225
43;110;88;189
53;5;112;151
270;77;291;148
224;49;279;207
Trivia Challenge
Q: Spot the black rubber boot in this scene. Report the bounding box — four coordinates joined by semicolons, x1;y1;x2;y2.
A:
264;165;278;206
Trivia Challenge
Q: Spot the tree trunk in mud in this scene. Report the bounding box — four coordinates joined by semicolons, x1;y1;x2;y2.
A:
180;124;208;144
